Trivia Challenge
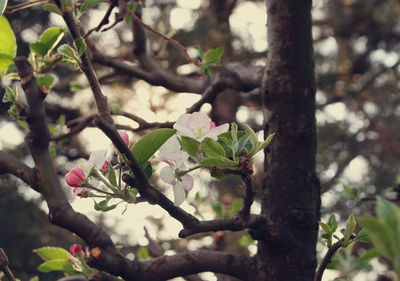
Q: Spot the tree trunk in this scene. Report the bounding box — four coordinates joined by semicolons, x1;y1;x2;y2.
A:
258;1;320;280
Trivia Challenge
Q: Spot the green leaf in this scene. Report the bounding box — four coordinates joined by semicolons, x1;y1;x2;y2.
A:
327;214;338;232
0;16;16;73
356;228;370;243
74;37;86;56
254;132;275;156
80;0;105;14
231;123;238;142
0;0;7;17
30;27;65;56
180;136;199;157
319;221;332;234
33;247;70;261
203;46;224;66
204;66;211;77
37;260;76;275
130;128;176;165
376;196;400;232
137;247;150;260
211;173;228;180
57;44;79;63
229;198;243;217
194;44;205;59
2;86;15;103
70;81;85;90
94;200;117;212
201;137;226;157
128;188;137;203
211;202;224;218
359;217;396;260
42;3;61;14
108;165;117;187
36;74;55;89
356;248;380;264
143;161;153;180
342;184;360;199
343;214;356;245
243;124;258;155
29;277;39;281
201;157;239;170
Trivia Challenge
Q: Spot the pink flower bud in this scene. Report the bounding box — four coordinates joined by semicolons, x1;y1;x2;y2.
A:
100;161;109;172
210;121;216;129
69;244;82;255
119;130;130;147
65;168;85;187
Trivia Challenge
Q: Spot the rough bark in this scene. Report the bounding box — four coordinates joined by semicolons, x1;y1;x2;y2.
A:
258;1;320;280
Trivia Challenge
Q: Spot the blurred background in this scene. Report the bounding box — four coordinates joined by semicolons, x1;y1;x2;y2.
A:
1;0;400;280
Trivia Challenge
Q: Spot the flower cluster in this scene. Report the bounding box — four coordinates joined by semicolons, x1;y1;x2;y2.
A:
156;112;229;205
64;112;233;209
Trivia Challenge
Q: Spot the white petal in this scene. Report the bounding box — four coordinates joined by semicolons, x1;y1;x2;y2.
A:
160;166;175;184
206;123;230;140
181;174;194;191
172;183;186;206
88;150;107;169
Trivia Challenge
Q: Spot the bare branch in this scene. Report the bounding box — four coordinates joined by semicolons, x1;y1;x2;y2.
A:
0;151;38;191
0;249;16;281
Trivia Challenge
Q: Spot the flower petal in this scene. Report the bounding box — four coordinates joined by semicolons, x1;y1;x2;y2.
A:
160;166;175;184
181;174;194;191
88;150;107;169
206;123;230;140
172;183;186;206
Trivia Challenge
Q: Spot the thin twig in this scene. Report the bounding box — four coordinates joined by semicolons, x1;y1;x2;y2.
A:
126;8;200;66
84;0;117;38
0;249;16;281
5;0;49;13
314;240;343;281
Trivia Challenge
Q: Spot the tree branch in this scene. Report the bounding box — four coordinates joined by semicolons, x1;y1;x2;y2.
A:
138;250;254;281
314;240;343;281
0;249;16;281
53;0;113;125
13;57;141;280
0;151;38;191
93;116;200;229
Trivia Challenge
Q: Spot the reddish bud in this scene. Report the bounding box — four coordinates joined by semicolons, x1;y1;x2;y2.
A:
69;244;83;255
90;247;103;259
210;121;216;129
119;130;130;147
100;161;109;172
65;168;85;187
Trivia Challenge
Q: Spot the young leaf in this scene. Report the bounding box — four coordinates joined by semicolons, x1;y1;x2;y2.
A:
229;198;243;217
358;217;396;260
130;128;176;165
37;260;76;275
201;137;226;157
108;165;117;187
319;221;332;234
180;136;199;157
80;0;105;14
376;196;400;232
30;27;65;56
137;247;150;260
57;44;80;64
33;247;70;261
143;161;153;180
128;188;137;203
42;3;61;14
355;228;370;243
74;37;86;56
36;74;55;90
203;46;224;66
327;214;338;232
94;200;117;212
0;0;7;17
201;157;239;170
195;44;205;59
254;132;275;155
231;123;238;142
343;214;356;245
0;16;16;73
243;124;258;155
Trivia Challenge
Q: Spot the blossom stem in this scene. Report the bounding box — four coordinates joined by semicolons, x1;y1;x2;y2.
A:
85;183;115;196
177;166;201;177
92;170;121;195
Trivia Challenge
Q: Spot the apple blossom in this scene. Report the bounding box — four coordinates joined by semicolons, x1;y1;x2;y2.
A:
113;130;130;149
173;112;229;142
159;163;194;206
69;244;82;255
65;167;85;187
